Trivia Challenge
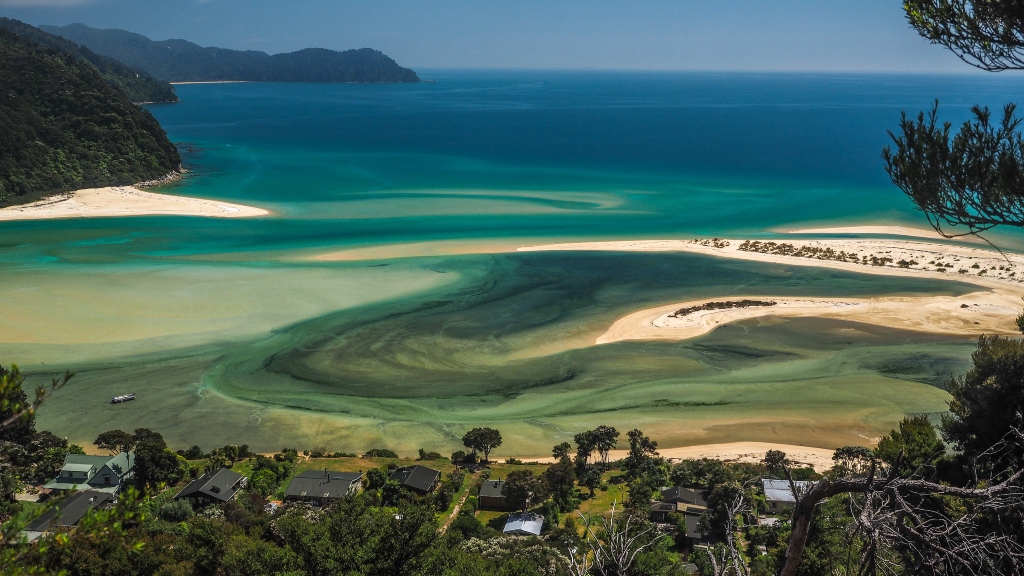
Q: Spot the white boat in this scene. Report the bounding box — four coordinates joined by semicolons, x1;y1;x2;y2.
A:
110;393;137;404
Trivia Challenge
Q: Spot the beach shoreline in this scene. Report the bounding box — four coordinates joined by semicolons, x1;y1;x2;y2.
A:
520;442;838;471
0;186;268;221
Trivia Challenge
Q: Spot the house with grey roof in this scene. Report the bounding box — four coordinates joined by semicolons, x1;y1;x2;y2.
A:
677;509;715;550
389;465;440;495
42;452;134;495
762;478;815;512
175;468;245;507
660;487;707;510
22;490;113;542
284;469;362;506
649;500;679;523
478;479;511;510
503;511;544;536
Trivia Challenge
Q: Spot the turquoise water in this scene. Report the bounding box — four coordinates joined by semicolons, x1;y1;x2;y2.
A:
7;71;1024;453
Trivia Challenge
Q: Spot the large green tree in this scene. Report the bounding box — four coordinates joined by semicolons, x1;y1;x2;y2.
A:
461;427;502;462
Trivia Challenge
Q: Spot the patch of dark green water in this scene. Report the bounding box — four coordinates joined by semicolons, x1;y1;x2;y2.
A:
206;251;976;416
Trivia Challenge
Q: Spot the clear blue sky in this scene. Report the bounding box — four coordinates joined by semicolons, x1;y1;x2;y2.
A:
0;0;976;72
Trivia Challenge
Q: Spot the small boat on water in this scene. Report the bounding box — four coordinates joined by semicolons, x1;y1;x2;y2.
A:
110;393;137;404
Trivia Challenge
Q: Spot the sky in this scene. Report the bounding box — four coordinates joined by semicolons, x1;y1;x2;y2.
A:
0;0;979;73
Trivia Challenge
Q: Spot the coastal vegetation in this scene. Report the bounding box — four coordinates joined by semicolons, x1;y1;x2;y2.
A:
41;23;420;84
0;18;177;104
668;300;777;319
0;26;181;206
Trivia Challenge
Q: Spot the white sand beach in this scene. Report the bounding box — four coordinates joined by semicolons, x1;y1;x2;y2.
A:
522;442;837;471
521;238;1024;343
0;186;268;221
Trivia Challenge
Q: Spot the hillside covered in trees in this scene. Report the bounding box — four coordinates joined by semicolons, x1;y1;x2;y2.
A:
0;27;182;206
0;18;177;104
41;23;421;84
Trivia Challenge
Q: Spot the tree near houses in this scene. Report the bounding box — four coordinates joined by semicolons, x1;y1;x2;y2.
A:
591;425;619;467
502;469;547;512
552;441;572;460
461;427;502;462
93;429;136;454
623;428;659;480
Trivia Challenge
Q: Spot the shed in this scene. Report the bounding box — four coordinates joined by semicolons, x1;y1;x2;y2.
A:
762;479;814;512
389;465;441;495
175;468;245;506
284;469;362;505
478;479;511;510
503;511;544;536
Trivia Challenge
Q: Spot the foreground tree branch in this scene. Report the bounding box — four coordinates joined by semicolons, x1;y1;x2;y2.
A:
771;449;1024;576
904;0;1024;72
884;102;1024;238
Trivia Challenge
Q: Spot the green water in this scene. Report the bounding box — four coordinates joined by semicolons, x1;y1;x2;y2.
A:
7;71;1020;453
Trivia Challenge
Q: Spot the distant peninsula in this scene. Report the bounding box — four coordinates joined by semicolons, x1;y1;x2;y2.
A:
40;23;420;84
0;18;177;103
0;23;181;206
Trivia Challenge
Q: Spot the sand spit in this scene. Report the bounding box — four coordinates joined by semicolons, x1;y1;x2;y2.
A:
520;238;1024;343
784;225;951;240
523;442;837;471
597;292;1021;344
520;238;1024;287
0;186;268;221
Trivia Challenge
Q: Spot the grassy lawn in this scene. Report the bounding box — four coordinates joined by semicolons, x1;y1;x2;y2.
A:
577;471;629;518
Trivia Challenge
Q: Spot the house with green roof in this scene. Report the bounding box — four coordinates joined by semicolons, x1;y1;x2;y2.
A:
42;452;135;495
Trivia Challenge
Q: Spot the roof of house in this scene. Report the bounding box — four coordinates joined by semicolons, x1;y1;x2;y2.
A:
284;470;362;500
681;510;706;539
661;487;707;507
389;465;440;493
176;468;244;502
762;479;815;503
63;455;111;468
478;479;505;499
503;512;544;536
650;501;677;515
42;452;134;491
25;490;113;532
98;451;134;478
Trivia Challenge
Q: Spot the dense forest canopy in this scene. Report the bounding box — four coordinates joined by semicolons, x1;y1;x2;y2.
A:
41;23;420;83
0;26;181;206
0;18;176;104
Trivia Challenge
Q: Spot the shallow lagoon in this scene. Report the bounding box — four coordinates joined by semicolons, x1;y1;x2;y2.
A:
8;71;1024;453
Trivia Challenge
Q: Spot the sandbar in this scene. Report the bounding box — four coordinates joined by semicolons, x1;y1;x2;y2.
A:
522;442;837;471
521;238;1024;342
0;186;268;221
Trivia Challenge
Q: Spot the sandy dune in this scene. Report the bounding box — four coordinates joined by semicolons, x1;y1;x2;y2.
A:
522;442;837;471
0;186;268;221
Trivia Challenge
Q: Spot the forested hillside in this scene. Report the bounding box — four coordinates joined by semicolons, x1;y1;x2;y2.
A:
0;18;177;103
0;28;181;206
41;23;420;83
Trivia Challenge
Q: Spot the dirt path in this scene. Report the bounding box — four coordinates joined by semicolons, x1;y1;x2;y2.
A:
440;470;479;534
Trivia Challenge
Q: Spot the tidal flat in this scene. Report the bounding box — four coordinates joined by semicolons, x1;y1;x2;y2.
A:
28;251;970;455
